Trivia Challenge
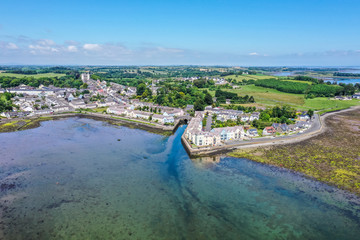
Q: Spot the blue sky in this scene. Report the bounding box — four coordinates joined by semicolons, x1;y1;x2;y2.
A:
0;0;359;65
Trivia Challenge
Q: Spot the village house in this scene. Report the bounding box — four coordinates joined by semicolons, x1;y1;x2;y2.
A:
1;111;30;118
211;126;245;141
162;108;184;117
299;114;310;121
85;103;97;109
65;93;75;102
263;126;276;136
152;114;174;124
51;105;72;113
107;106;128;115
352;93;360;99
69;99;87;109
295;121;311;129
250;112;260;121
247;129;259;137
240;114;250;122
193;132;221;146
272;123;289;133
32;109;54;115
130;110;152;120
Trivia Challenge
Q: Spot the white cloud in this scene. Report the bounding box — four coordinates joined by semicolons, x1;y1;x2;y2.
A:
249;52;259;56
29;44;58;53
67;45;78;52
83;43;102;51
37;39;56;46
156;47;184;53
6;42;18;49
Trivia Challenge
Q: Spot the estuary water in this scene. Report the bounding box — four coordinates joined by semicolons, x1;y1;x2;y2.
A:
0;118;360;240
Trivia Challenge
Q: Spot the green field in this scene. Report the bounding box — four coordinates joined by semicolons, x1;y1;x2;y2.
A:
223;74;276;82
209;84;360;112
209;85;305;107
0;73;66;78
304;98;360;113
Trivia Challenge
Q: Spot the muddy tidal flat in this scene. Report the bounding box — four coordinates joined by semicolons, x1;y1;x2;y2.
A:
230;108;360;196
1;118;360;240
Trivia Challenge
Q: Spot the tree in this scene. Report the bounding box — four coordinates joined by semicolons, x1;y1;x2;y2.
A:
91;74;101;80
280;116;287;124
194;99;205;111
260;112;270;121
204;92;213;105
307;109;314;118
137;83;147;96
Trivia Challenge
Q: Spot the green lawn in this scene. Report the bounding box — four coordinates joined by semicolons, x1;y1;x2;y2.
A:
223;74;276;82
304;98;360;112
209;85;305;107
0;73;66;78
209;84;360;112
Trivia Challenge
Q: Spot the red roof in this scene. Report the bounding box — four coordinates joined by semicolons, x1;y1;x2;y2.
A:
265;126;276;133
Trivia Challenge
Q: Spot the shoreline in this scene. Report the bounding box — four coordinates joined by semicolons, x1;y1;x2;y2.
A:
0;112;181;135
228;106;360;196
182;105;360;157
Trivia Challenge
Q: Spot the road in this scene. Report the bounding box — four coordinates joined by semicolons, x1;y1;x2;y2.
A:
205;114;212;131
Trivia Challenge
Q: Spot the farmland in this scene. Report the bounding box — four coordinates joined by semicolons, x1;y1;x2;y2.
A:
0;72;66;78
209;84;360;112
223;74;276;82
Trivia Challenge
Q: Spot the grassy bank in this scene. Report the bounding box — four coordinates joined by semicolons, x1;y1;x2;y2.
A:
229;108;360;195
0;72;66;78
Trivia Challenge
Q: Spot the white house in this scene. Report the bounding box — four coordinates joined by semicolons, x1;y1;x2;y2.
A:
152;114;174;124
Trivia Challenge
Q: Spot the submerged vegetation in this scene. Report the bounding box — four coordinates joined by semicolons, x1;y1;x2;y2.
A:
229;107;360;195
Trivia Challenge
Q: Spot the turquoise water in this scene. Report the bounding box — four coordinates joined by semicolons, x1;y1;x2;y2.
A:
1;118;360;240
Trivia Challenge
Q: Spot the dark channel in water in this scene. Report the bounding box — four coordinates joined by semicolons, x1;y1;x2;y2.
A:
0;117;360;240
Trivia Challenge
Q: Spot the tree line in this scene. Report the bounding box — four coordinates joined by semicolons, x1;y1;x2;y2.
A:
254;79;351;97
0;76;84;89
215;89;255;104
334;72;360;77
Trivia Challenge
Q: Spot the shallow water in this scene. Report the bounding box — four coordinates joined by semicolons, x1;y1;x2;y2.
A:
0;118;360;240
325;78;360;85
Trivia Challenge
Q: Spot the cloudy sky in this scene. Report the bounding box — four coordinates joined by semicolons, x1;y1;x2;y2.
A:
0;0;359;66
